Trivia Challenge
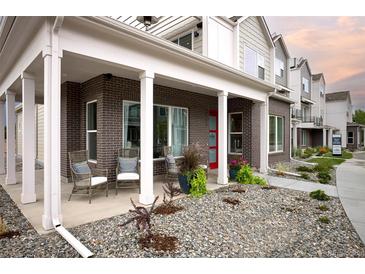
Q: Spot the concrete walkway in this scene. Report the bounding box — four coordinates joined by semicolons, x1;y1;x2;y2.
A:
337;152;365;244
260;173;338;197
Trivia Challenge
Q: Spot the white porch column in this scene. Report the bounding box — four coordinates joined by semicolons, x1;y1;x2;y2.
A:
139;71;155;205
322;128;327;147
217;91;228;185
42;49;52;230
20;72;36;204
0;101;5;174
328;128;333;149
5;90;16;185
292;123;298;153
259;98;269;173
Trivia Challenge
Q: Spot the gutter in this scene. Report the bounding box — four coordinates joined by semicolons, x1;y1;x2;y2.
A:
79;16;277;92
50;16;93;258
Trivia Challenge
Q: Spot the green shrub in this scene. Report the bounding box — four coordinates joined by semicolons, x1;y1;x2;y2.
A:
236;164;267;186
300;172;310;180
317;171;331;184
309;158;345;169
302;147;316;158
295;148;303;158
318;205;329;211
323;150;353;159
189;167;207;198
236;164;254;184
318;216;330;224
309;190;330;201
296;166;313;172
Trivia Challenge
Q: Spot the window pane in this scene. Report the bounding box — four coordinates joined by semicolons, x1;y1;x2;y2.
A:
154;106;168;158
124;103;140;148
230;134;242;153
244;46;257;76
179;33;192;50
258;66;265;80
230;113;242;132
87;102;97;130
209;115;216;130
88;132;97;160
277;117;283;151
209;148;217;163
269;116;276;152
172;108;188;156
208;132;216;147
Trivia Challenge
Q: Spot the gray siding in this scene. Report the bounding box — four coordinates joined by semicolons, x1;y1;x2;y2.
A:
239;16;271;81
301;62;311;100
274;39;288;87
193;29;203;54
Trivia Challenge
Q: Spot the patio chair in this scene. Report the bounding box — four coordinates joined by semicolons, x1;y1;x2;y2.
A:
68;150;108;204
163;146;180;183
115;148;140;195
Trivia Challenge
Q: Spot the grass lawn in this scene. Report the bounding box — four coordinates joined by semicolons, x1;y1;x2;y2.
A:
323;150;353;159
307;157;345;168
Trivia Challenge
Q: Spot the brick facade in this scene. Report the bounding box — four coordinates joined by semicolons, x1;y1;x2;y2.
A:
268;97;290;165
61;75;258;180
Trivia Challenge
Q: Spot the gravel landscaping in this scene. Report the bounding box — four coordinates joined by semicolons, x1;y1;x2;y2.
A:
0;184;364;258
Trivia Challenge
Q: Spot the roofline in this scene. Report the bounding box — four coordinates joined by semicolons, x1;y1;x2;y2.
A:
82;16;276;91
272;34;290;58
312;73;326;85
237;16;274;48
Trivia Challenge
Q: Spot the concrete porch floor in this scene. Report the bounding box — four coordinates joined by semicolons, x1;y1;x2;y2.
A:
0;169;221;234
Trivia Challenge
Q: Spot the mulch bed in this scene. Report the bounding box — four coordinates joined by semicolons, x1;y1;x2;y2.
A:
0;231;20;239
261;185;278;190
231;187;247;193
153;203;184;215
223;197;240;205
138;233;178;252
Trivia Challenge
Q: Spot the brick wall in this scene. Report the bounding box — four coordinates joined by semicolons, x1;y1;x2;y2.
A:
268;97;290;165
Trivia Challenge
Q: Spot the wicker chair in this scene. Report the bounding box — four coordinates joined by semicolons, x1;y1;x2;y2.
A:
163;146;180;183
68;150;108;204
115;148;140;195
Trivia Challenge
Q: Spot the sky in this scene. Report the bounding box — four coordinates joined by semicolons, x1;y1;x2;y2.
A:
266;16;365;110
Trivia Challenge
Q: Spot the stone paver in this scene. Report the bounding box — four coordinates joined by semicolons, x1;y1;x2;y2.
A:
337;152;365;244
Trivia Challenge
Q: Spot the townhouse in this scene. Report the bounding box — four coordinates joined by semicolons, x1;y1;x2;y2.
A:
289;57;332;151
326;91;365;149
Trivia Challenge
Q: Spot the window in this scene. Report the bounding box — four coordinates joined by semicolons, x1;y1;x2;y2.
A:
319;86;324;95
86;101;97;161
172;32;192;50
229;113;243;154
301;130;308;146
347;131;354;144
275;58;284;77
244;46;265;80
123;101;188;158
269;115;284;152
302;77;309;93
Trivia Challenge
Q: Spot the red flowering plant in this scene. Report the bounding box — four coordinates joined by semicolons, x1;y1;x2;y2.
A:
229;156;248;171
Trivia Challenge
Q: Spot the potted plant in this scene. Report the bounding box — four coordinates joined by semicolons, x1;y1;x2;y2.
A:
178;144;201;194
228;157;247;180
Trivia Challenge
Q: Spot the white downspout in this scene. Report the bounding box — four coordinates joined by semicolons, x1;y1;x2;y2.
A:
50;16;93;258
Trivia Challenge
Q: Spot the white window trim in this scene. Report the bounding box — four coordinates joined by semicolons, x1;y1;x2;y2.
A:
347;132;354;144
86;100;97;163
302;77;309;93
228;112;243;155
269;115;284;153
122;100;189;159
275;58;284;77
170;30;194;50
243;45;265;80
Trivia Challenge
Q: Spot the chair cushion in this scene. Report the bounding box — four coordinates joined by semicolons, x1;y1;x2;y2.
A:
73;161;91;174
117;173;139;181
119;157;138;173
166;154;176;165
199;164;208;170
91;176;108;186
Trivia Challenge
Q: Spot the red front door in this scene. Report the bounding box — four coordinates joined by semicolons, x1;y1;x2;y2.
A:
208;110;218;169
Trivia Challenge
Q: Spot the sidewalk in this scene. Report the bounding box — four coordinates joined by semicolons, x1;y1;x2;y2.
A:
261;174;338;197
336;153;365;244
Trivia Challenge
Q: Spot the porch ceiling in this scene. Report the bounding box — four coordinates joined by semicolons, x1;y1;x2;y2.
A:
11;50;229;103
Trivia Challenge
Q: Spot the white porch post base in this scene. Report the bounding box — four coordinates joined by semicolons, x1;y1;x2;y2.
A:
259;98;268;173
292;123;298;152
328;128;333;148
322;128;326;147
5;90;16;185
0;101;5;175
21;72;36;204
139;71;155;205
217;91;228;185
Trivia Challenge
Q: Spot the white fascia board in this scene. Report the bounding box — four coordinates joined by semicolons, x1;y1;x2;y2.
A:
301;97;316;105
271;92;296;104
63;16;275;101
0;17;46;98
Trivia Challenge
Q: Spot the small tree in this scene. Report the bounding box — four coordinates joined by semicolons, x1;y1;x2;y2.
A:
353;109;365;125
162;180;181;205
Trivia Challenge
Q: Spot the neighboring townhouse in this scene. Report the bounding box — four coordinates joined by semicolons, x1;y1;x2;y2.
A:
269;34;293;164
326;91;365;149
289;58;331;150
15;104;44;165
0;16;289;234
